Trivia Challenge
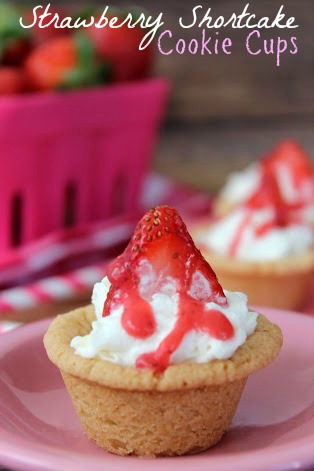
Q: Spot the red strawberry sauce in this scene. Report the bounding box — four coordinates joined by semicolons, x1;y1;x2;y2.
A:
103;206;234;372
121;292;156;339
136;300;234;372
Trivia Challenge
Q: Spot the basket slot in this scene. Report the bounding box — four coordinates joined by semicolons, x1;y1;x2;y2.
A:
34;134;92;233
110;172;127;217
10;193;23;247
63;181;77;228
0;140;34;248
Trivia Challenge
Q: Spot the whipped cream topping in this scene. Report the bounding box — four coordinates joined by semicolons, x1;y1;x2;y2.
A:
71;276;257;366
301;205;314;225
219;162;314;224
220;163;261;205
199;207;314;261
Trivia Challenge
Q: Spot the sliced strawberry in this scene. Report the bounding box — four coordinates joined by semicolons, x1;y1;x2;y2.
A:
105;206;227;308
266;140;313;185
248;139;314;222
102;285;115;317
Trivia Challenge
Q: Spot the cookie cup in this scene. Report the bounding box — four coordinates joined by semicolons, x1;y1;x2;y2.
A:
44;305;282;457
199;246;314;311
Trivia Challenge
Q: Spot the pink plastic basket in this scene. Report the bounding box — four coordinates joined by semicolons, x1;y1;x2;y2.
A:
0;78;169;261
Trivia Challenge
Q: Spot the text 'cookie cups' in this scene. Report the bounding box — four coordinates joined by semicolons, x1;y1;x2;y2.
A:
44;305;282;457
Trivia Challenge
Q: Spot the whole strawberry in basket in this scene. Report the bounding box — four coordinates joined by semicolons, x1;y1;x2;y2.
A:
25;34;110;92
1;3;155;95
0;66;25;95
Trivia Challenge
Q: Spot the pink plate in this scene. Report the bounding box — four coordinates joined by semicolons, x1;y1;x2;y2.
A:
0;309;313;471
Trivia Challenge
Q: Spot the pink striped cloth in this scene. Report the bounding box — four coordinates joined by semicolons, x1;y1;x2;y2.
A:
0;262;109;314
0;321;22;334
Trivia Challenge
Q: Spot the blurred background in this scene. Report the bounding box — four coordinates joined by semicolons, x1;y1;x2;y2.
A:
69;0;314;192
7;0;314;191
152;0;314;191
0;0;313;323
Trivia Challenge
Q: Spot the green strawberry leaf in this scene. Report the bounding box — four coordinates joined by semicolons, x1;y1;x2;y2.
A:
0;1;30;39
74;32;96;69
61;62;112;90
64;32;113;90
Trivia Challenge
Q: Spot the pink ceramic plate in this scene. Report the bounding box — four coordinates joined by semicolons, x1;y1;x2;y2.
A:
0;309;313;471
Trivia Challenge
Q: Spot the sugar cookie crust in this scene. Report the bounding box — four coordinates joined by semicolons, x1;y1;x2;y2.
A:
44;305;282;392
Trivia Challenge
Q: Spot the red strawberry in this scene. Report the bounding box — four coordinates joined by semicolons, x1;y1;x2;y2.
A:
250;139;314;221
1;38;32;66
25;7;70;44
24;36;76;91
86;16;154;82
0;67;25;95
24;34;109;92
266;140;313;185
105;206;227;310
246;170;282;209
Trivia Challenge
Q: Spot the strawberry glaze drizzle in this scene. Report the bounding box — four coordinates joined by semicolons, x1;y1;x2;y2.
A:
103;206;233;372
103;276;156;340
121;292;156;339
229;212;252;258
136;298;233;372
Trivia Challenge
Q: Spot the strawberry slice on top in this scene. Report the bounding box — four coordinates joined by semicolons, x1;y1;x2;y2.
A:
103;206;231;371
269;140;313;179
105;205;227;311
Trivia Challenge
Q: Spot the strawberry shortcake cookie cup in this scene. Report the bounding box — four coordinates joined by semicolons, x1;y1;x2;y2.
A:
44;206;282;457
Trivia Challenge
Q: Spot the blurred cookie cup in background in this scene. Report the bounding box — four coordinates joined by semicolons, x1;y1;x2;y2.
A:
194;171;314;311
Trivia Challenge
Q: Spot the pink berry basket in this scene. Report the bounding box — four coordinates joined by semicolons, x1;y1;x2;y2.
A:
0;78;170;267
